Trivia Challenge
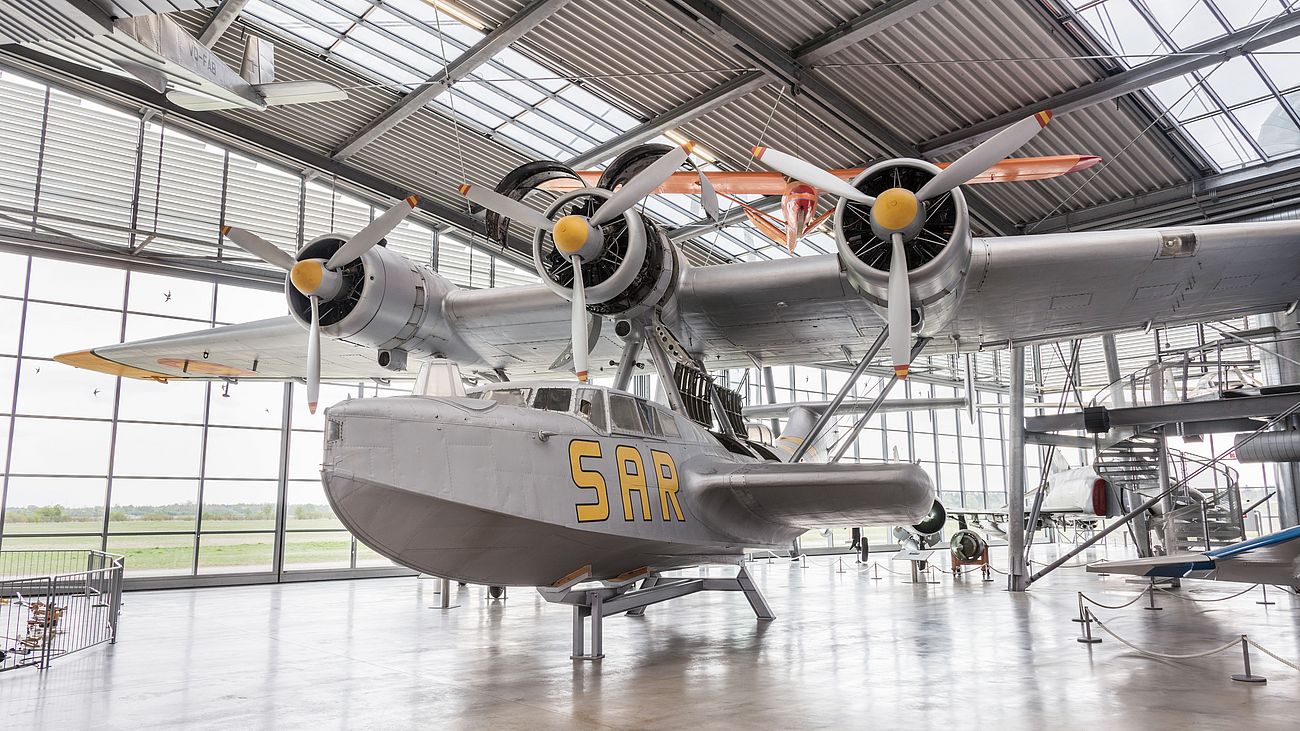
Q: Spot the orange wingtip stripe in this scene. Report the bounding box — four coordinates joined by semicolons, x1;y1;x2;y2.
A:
1035;110;1053;127
682;140;696;154
576;371;589;382
457;183;471;196
405;194;420;206
54;350;171;382
893;365;910;378
308;403;317;414
751;145;767;159
219;225;231;235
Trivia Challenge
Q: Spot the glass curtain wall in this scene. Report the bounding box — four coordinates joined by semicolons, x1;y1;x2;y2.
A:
0;68;536;584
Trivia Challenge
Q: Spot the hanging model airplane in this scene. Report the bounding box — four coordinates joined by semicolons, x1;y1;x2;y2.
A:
537;153;1101;252
1087;525;1300;588
1;1;348;111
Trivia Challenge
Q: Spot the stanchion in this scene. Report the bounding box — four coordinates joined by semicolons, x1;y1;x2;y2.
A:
1231;635;1267;683
1257;584;1276;606
1076;608;1101;644
800;555;807;570
871;562;882;581
1144;581;1162;611
1072;593;1088;623
836;557;846;574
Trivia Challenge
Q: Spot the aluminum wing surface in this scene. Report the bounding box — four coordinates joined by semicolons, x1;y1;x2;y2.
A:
0;0;217;44
55;317;396;382
676;220;1300;364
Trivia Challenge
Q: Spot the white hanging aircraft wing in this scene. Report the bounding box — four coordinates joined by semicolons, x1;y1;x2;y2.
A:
55;317;398;382
0;1;218;44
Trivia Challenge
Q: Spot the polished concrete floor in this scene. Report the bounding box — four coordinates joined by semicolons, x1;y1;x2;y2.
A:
3;546;1299;730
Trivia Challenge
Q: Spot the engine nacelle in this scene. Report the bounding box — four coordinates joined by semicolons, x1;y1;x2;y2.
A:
950;529;988;562
834;159;971;337
893;498;947;551
285;236;480;366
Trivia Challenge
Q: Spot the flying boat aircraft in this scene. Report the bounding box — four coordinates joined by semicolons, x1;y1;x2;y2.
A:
2;1;348;111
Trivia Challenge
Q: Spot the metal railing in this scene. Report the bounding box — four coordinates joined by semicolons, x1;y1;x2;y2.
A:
1090;329;1300;410
1;550;125;672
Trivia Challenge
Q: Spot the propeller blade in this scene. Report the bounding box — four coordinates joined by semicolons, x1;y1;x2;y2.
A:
220;225;297;271
570;255;589;383
326;195;419;269
751;146;875;205
589;143;691;226
458;183;554;231
916;111;1053;201
696;167;721;222
888;233;912;380
307;295;321;414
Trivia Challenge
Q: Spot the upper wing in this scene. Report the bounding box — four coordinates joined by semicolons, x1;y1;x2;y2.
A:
949;221;1300;348
0;1;217;44
1088;526;1300;585
677;221;1300;363
56;317;396;382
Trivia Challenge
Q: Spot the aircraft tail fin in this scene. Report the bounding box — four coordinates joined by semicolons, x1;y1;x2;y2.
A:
252;80;349;107
240;35;275;85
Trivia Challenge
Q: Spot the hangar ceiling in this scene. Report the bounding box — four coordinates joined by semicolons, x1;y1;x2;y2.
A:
3;0;1300;263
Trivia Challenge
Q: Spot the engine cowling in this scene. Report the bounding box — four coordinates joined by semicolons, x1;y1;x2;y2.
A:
285;235;479;364
834;159;971;337
532;187;678;321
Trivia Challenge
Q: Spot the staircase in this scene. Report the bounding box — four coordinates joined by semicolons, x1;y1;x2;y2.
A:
1094;432;1245;555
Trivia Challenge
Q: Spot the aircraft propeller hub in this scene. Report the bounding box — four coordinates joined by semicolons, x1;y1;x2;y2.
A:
551;214;603;260
871;187;920;233
290;259;330;296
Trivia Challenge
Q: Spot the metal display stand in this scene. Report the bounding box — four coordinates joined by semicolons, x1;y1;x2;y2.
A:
539;565;774;660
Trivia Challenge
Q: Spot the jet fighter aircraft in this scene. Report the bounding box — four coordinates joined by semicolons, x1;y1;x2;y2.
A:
2;1;348;111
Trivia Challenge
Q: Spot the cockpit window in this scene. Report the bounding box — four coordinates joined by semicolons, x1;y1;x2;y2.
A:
482;388;531;407
655;407;681;438
609;394;645;433
533;387;571;413
576;389;607;431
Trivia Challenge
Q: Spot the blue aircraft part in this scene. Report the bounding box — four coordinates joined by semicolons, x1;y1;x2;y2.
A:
1207;525;1300;560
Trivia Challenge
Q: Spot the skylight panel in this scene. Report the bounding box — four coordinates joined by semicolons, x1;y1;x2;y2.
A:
331;40;424;88
1237;97;1300;158
244;1;340;51
1203;55;1273;107
537;98;617;144
495;122;568;159
1143;0;1223;49
492;47;567;93
1182;114;1260;167
349;14;451;74
1255;35;1300;88
1207;0;1278;30
1070;0;1168;64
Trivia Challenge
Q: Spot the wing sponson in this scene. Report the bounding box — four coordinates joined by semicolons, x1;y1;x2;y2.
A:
687;461;934;529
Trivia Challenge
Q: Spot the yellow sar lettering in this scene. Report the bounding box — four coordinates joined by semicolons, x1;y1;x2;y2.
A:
568;443;686;523
570;439;609;522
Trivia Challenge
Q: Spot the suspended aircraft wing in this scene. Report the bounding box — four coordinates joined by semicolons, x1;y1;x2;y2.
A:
537;156;1101;196
0;0;217;44
54;317;400;382
1088;526;1300;587
676;220;1300;365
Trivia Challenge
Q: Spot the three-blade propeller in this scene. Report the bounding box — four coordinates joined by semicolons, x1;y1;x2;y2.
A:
752;111;1053;378
460;142;708;382
220;195;419;413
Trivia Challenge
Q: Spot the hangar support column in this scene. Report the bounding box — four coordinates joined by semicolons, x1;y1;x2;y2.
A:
1262;311;1300;528
1007;345;1028;592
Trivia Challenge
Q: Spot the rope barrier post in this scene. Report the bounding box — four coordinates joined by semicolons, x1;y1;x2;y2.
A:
871;562;881;581
1257;584;1275;606
1145;581;1163;611
1073;592;1088;623
1231;635;1267;684
800;554;807;570
1077;607;1102;645
836;557;845;574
